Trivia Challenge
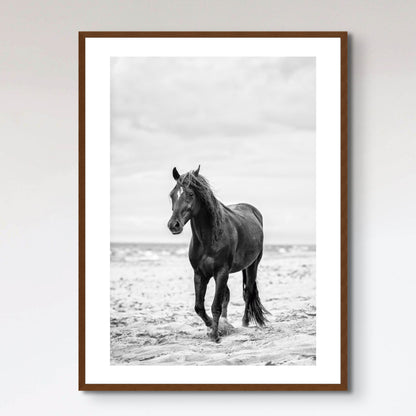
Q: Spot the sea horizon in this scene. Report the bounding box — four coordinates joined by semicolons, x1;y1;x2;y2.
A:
111;241;316;248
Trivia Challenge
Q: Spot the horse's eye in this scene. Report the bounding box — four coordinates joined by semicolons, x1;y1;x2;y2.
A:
188;192;194;197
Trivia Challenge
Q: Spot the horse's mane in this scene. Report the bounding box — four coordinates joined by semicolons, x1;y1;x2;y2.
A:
178;171;224;242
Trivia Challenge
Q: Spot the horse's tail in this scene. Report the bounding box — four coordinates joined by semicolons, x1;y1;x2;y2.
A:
246;282;269;327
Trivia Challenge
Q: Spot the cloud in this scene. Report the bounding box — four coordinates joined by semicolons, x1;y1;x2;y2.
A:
110;57;316;244
111;57;315;136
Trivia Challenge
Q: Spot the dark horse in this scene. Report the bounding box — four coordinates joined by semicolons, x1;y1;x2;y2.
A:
167;166;268;342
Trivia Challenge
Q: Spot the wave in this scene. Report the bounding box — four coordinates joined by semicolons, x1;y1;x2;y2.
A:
110;243;315;264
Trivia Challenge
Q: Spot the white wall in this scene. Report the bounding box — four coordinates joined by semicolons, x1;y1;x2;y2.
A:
1;1;415;414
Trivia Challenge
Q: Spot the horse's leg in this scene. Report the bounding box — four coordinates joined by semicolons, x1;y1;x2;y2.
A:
242;268;249;327
210;268;229;342
242;251;263;327
221;284;230;319
194;271;212;328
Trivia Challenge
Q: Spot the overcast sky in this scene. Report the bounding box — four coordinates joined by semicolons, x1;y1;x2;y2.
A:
110;57;315;244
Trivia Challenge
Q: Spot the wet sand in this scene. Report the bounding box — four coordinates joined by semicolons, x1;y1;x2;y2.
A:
110;244;315;366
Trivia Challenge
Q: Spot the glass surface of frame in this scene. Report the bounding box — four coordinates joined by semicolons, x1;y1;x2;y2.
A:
79;32;348;391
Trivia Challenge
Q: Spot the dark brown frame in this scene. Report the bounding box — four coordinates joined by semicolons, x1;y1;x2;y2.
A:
79;31;348;391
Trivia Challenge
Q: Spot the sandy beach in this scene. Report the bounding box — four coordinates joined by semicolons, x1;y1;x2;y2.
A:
110;243;315;366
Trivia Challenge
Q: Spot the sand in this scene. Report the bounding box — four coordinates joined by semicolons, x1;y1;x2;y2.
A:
110;244;315;366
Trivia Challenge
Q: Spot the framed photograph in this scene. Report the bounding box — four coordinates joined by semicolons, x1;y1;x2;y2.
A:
79;31;348;391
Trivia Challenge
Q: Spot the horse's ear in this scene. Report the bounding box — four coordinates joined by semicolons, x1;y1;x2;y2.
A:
172;167;180;181
194;165;200;177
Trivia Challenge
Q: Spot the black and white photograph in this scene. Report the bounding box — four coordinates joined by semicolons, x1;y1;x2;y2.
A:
81;33;346;389
109;56;317;366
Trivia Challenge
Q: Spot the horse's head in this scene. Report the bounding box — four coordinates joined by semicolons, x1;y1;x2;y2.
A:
167;165;201;235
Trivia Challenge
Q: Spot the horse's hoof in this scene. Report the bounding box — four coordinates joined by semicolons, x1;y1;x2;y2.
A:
208;330;220;343
212;335;220;343
242;319;249;327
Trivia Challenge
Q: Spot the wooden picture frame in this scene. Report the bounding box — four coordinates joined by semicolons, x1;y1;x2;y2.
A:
79;31;348;391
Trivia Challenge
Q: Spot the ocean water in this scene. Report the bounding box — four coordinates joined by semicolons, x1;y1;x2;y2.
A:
110;242;316;264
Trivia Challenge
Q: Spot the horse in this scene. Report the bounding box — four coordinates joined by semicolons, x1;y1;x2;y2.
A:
167;165;269;342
